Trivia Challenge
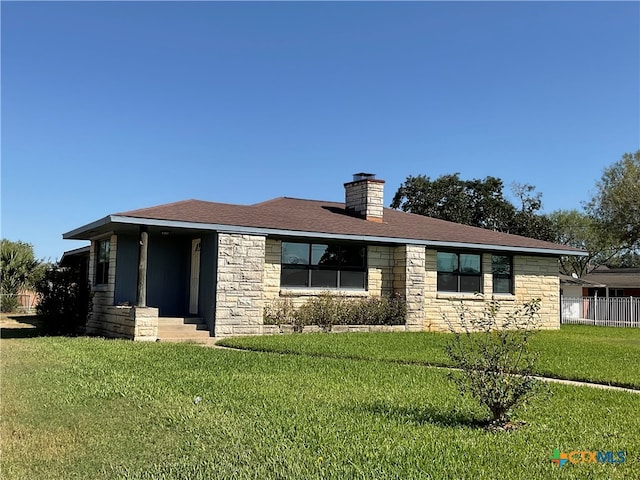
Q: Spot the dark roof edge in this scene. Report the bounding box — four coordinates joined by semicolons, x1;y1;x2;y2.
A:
60;245;90;264
64;215;588;257
62;216;111;239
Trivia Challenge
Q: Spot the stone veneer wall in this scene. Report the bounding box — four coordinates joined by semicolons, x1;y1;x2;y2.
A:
85;234;159;341
512;255;560;329
344;179;385;221
264;240;560;334
368;245;394;296
214;233;267;336
393;245;426;331
264;238;281;303
423;250;560;331
86;234;117;336
85;305;159;340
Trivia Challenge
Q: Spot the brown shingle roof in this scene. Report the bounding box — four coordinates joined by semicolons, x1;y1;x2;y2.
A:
113;197;582;254
582;268;640;288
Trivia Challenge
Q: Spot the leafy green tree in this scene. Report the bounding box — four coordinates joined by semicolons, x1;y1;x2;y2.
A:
587;151;640;251
0;239;41;312
547;210;622;276
391;174;553;240
604;251;640;268
509;183;555;241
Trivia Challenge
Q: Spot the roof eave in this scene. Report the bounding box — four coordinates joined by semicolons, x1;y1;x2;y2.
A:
63;216;112;240
64;215;587;257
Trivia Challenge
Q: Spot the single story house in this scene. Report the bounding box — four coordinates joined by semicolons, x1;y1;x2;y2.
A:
575;267;640;298
63;173;585;341
560;267;640;298
559;274;605;298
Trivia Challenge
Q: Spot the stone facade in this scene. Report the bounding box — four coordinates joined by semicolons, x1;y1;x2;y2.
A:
264;238;282;303
86;305;158;340
393;245;426;331
261;240;560;333
423;250;560;331
84;232;560;340
214;233;267;336
368;245;394;297
344;178;385;222
512;255;560;329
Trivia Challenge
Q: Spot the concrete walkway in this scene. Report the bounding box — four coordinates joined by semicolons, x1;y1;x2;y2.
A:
210;342;640;395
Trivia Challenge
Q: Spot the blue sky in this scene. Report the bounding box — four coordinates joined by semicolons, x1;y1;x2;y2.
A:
2;1;639;261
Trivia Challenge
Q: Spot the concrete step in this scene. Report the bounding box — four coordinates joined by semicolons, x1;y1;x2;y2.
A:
159;317;204;326
157;317;211;343
157;327;210;336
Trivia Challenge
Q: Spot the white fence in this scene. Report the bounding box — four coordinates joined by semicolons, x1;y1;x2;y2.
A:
561;296;640;327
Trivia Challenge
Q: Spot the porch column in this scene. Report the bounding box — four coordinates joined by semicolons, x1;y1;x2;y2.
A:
137;227;148;307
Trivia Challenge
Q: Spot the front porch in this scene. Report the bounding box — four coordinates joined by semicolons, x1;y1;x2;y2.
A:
85;226;220;341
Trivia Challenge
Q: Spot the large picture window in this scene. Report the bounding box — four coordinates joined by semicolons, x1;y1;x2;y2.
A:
281;241;367;289
492;255;513;294
436;251;481;293
95;239;110;285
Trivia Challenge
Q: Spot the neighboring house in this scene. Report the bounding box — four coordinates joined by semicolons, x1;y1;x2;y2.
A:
560;267;640;298
578;267;640;298
559;274;605;298
63;173;585;341
560;268;640;326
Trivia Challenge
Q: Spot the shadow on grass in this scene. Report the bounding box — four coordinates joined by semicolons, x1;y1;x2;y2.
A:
2;314;42;327
0;315;47;339
363;401;488;429
0;327;47;339
0;315;78;339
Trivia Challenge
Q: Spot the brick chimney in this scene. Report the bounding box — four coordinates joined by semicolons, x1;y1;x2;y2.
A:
344;173;385;222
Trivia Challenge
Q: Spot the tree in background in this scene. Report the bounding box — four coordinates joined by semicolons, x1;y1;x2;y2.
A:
0;239;43;312
547;210;620;276
509;183;555;241
586;151;640;253
391;173;554;241
548;151;640;274
605;251;640;269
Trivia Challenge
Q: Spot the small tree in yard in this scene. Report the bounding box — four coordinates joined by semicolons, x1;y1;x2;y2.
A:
35;263;92;335
1;239;42;312
445;299;542;430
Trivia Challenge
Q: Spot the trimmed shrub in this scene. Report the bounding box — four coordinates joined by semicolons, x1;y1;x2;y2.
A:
444;298;542;429
263;293;406;331
35;264;92;335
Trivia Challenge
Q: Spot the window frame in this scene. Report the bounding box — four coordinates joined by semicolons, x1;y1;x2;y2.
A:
95;239;110;285
280;241;367;290
436;251;482;293
491;254;513;294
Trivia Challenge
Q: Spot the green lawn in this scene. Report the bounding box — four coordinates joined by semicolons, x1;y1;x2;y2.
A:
218;325;640;389
2;335;640;479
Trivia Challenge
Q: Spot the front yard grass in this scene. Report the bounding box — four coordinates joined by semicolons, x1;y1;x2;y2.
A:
2;336;640;479
218;324;640;389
